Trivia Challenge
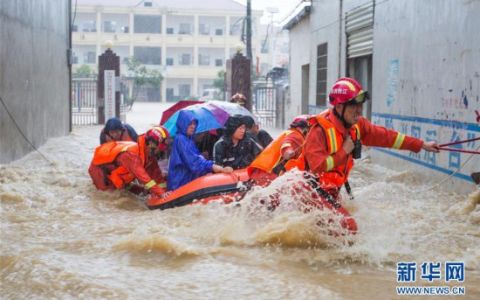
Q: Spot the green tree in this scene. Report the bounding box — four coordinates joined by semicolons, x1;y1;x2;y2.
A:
213;70;225;100
124;57;163;108
73;64;94;78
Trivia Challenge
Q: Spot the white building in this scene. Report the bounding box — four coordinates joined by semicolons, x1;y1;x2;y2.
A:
72;0;262;102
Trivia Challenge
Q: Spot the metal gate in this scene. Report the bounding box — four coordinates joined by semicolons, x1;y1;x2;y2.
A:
253;86;276;128
72;77;128;125
72;78;97;125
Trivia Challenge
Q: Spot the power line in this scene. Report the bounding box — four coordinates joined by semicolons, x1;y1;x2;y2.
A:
309;0;390;34
0;95;54;165
72;0;78;29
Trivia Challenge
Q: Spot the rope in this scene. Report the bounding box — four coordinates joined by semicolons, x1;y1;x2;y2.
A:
0;95;55;165
439;137;480;147
419;144;480;192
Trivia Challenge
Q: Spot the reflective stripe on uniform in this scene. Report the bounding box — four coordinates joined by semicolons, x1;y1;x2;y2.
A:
392;133;406;149
145;180;156;189
325;156;335;171
158;182;166;188
327;128;337;154
336;80;356;92
354;124;361;139
120;144;134;152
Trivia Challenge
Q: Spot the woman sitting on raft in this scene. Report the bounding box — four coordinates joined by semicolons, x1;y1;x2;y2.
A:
167;110;233;191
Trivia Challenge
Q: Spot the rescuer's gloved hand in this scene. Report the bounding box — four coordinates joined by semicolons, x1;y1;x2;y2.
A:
150;184;166;197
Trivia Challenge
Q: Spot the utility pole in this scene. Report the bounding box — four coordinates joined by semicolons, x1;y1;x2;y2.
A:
246;0;252;60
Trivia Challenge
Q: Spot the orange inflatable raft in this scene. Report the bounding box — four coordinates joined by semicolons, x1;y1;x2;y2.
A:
147;169;250;210
146;169;357;234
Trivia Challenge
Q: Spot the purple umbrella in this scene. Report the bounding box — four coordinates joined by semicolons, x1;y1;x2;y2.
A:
207;100;257;123
163;101;258;136
202;103;230;125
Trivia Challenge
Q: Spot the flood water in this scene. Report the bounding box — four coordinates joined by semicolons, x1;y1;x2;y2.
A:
1;103;479;299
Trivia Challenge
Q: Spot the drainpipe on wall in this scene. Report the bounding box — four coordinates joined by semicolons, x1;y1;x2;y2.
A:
67;0;73;132
338;0;343;79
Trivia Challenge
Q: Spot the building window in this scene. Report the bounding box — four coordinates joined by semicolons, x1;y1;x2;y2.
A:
199;24;210;35
103;21;116;33
82;20;96;32
72;25;78;32
215;59;223;67
179;54;191;66
230;23;241;35
166;58;174;66
179;84;191;98
166;27;174;34
84;51;96;64
316;43;328;106
199;54;210;66
179;23;191;35
134;47;161;65
215;28;223;36
144;1;152;7
261;43;269;54
166;88;174;101
121;26;129;33
137;86;160;102
72;54;78;64
134;15;161;34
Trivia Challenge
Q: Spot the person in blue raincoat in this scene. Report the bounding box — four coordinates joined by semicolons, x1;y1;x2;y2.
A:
168;110;233;191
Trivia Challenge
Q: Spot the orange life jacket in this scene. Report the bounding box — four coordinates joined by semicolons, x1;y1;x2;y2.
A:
248;129;305;175
309;115;361;189
92;138;146;189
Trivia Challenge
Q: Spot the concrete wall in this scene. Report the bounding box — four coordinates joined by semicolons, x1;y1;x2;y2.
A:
308;0;342;109
370;0;480;187
0;0;70;163
287;15;310;126
287;0;480;189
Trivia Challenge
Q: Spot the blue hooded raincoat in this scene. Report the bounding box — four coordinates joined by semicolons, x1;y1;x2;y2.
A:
167;110;214;190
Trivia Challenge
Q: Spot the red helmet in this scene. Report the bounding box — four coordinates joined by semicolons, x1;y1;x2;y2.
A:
146;126;170;146
290;115;312;129
328;77;369;106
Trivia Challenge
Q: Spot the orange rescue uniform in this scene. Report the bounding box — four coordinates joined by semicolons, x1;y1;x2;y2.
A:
304;109;423;196
88;135;166;196
248;128;306;186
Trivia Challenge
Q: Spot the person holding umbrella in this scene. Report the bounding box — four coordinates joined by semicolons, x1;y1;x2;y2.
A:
168;110;233;191
230;93;247;107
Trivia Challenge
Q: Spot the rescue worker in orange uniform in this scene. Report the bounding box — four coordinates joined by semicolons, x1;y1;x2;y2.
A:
88;126;170;198
248;115;311;186
303;77;440;200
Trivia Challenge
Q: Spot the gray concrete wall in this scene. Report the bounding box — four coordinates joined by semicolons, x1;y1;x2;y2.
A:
370;0;480;187
0;0;70;163
287;15;311;125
